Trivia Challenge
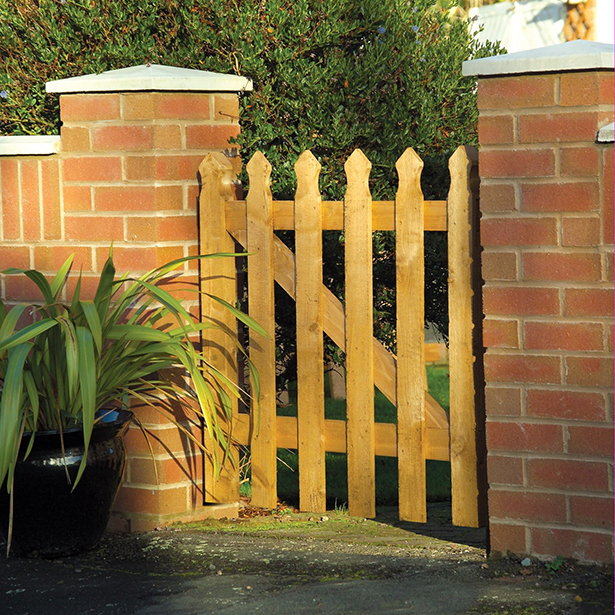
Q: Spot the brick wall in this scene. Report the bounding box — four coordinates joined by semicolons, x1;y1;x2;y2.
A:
476;61;614;563
0;68;246;531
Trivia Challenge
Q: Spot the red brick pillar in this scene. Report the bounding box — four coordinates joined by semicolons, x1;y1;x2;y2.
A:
464;41;614;564
47;65;249;531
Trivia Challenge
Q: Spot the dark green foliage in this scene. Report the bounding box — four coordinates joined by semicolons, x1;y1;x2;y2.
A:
0;0;501;375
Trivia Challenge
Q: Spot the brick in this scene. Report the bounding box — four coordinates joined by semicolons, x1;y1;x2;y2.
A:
130;396;192;425
63;156;122;182
63;184;92;212
526;389;606;421
60;125;91;152
570;496;614;529
603;147;614;244
478;115;514;145
0;246;29;269
40;159;62;240
489;523;527;556
33;246;93;273
60;94;121;121
560;71;615;107
528;458;609;491
154;93;210;120
124;423;200;456
20;160;40;241
129;455;202;486
125;216;157;241
519;112;600;143
113;485;189;516
153;124;182;150
487;454;523;485
607;322;614;352
562;216;601;247
486;421;563;453
125;155;156;180
483;318;519;348
98;247;158;274
481;251;518;281
154;185;184;211
560;147;599;177
485;386;522;417
483;286;559;316
214;95;240;121
566;356;614;388
489;490;566;523
154;155;205;181
185;124;240;150
564;288;614;317
477;75;556;109
187;184;201;210
524;321;603;352
522;252;601;283
0;159;20;240
94;186;156;212
3;275;51;301
521;182;598;212
568;425;614;458
157;215;198;242
121;93;155;120
605;253;614;283
92;125;153;151
479;183;516;213
65;215;124;241
481;217;557;246
531;527;613;564
480;149;555;179
484;353;561;384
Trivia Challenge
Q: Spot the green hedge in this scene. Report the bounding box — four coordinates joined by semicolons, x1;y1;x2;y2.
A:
0;0;501;374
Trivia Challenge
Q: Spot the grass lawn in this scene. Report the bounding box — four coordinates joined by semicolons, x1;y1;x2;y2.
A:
242;364;452;508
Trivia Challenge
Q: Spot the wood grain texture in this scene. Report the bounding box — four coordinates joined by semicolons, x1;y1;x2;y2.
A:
226;199;447;231
448;146;479;528
198;153;240;504
395;148;427;523
344;149;375;519
245;152;278;509
294;151;326;513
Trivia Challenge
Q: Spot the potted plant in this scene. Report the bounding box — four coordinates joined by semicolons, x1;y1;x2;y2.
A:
0;249;264;557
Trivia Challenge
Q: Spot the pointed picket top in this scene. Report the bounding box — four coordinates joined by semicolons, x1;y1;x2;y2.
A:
344;149;372;201
246;151;273;202
295;150;322;199
198;152;235;200
395;147;424;184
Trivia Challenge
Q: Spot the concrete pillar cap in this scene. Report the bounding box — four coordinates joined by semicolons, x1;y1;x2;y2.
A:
46;64;253;94
463;40;614;77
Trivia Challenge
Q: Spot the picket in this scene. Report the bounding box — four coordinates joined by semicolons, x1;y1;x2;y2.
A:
294;151;327;513
448;146;480;528
198;152;240;503
245;152;278;509
395;148;427;523
199;147;482;527
344;150;376;519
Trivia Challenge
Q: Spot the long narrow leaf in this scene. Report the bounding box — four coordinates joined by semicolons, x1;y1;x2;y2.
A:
50;255;74;300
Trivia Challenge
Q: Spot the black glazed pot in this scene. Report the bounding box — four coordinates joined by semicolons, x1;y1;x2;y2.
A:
0;409;133;558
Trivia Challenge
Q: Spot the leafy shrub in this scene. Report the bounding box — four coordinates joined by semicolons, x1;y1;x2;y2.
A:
0;0;501;377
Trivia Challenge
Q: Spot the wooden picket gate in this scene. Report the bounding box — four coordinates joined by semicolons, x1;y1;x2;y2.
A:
198;146;484;527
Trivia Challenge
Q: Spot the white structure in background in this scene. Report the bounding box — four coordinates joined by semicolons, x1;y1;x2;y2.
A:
469;0;614;53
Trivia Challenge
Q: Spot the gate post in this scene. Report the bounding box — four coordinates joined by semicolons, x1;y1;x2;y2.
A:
464;41;614;563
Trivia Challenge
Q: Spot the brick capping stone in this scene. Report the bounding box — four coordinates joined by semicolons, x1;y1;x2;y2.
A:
467;41;614;564
0;135;61;156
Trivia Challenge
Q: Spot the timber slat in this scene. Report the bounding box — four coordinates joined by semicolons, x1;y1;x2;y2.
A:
344;150;376;519
246;152;278;509
226;199;447;231
395;148;427;523
448;146;480;528
198;153;240;503
294;151;327;513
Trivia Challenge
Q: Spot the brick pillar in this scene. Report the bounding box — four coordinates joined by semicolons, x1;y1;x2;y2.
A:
464;41;614;564
0;65;252;532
